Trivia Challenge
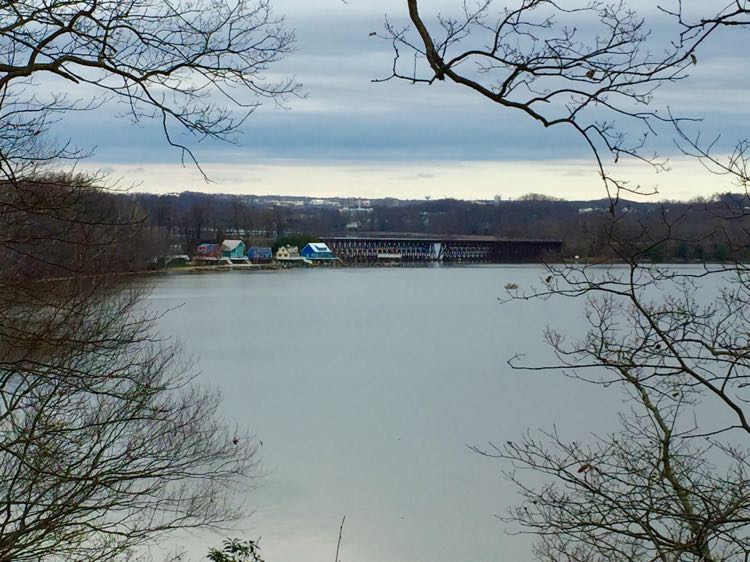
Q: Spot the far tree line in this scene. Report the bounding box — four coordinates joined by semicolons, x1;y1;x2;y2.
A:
128;190;750;262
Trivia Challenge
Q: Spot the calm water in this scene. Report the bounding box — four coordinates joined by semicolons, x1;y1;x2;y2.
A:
147;266;624;562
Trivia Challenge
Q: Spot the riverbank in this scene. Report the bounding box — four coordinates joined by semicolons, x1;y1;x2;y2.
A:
90;257;737;284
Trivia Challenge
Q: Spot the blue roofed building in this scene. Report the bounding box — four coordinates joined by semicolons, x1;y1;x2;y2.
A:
300;242;339;262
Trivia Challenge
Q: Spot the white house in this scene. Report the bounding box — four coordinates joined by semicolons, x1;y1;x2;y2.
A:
275;245;301;261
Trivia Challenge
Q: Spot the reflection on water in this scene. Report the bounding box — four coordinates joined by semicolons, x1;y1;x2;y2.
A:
148;265;623;562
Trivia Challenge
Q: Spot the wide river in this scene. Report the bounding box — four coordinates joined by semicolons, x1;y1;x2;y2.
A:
147;265;625;562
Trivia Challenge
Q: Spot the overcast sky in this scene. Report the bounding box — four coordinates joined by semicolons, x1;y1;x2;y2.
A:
68;0;749;201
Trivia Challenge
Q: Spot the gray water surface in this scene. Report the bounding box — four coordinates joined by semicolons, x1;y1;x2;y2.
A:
147;266;622;562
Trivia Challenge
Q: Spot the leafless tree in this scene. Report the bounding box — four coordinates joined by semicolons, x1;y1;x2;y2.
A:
0;278;259;562
0;1;296;559
382;2;750;560
488;188;750;560
490;259;750;561
0;174;264;562
0;0;299;181
379;1;747;207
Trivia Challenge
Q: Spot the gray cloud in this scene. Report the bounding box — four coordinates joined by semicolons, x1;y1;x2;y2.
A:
36;0;750;192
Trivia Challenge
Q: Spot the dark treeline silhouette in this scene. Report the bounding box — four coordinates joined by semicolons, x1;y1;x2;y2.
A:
0;0;295;558
1;176;165;277
130;191;750;262
0;174;261;562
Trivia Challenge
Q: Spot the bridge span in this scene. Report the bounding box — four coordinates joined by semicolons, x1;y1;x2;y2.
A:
320;235;563;264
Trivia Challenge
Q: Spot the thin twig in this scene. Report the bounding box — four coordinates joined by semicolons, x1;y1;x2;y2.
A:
334;515;345;562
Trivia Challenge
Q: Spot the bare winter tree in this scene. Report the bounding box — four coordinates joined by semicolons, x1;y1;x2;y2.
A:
379;1;747;207
500;94;750;562
0;0;299;181
489;260;750;561
0;279;259;562
0;1;296;560
381;2;750;560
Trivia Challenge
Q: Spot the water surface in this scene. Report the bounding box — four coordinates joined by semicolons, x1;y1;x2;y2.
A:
148;265;623;562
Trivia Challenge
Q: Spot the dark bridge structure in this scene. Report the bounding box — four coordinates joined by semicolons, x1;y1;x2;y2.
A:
321;235;563;264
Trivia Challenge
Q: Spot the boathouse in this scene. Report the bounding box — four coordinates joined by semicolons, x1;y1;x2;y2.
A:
195;242;221;260
300;242;338;262
276;245;300;260
248;246;273;262
222;239;246;260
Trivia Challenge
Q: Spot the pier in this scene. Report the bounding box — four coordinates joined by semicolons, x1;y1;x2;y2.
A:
321;235;563;264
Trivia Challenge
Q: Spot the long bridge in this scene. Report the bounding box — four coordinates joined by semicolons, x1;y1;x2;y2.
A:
320;235;563;264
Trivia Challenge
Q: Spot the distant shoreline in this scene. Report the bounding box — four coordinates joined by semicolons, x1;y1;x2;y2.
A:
46;259;731;284
153;259;734;275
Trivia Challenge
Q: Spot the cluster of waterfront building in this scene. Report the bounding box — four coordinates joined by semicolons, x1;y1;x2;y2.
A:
194;240;340;265
180;236;564;266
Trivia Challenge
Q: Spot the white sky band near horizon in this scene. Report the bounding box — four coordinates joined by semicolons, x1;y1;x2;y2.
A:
88;156;736;202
